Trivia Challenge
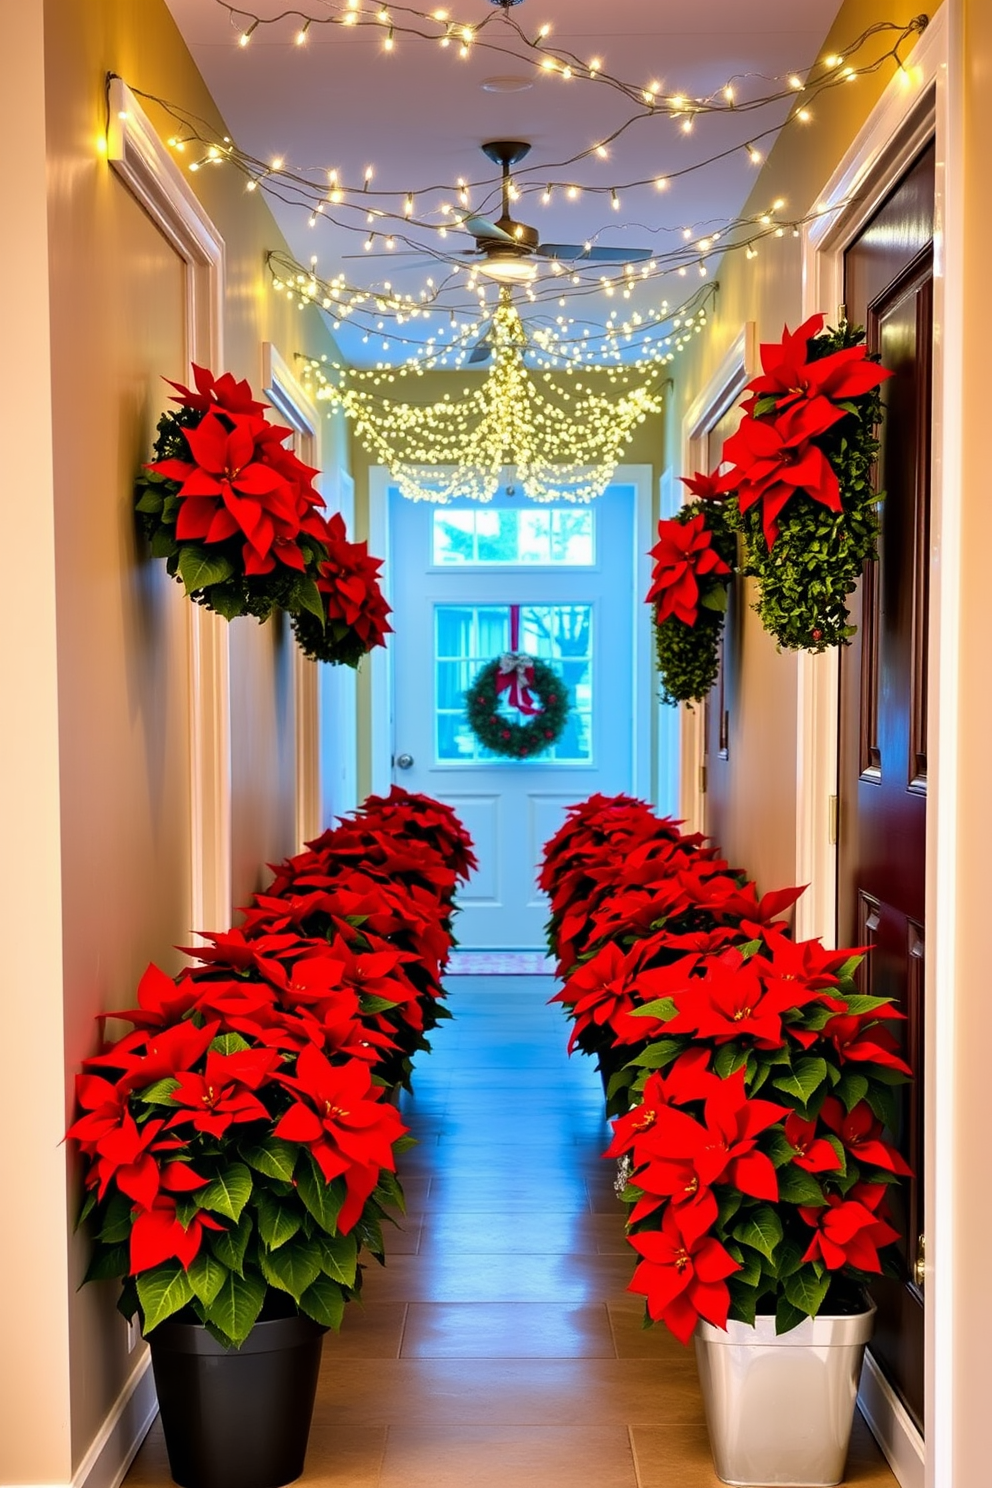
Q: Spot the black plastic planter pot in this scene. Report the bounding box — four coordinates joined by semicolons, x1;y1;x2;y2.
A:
147;1312;327;1488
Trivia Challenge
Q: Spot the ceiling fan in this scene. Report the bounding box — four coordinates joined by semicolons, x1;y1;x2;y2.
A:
459;139;654;284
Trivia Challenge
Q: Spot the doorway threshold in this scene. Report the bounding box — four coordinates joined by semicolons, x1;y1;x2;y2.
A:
446;951;555;975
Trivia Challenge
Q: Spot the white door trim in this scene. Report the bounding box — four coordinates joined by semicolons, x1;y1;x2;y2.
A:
108;77;231;936
677;324;757;836
797;11;959;1487
261;342;322;846
368;464;655;803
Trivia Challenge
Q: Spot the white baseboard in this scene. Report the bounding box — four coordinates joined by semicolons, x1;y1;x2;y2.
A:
73;1349;158;1488
858;1349;925;1488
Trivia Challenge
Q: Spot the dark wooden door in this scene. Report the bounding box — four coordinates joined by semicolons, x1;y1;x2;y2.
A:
838;140;934;1433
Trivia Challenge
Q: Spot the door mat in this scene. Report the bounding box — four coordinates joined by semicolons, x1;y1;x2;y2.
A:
445;951;555;975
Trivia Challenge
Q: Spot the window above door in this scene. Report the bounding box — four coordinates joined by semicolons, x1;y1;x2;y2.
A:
432;507;595;568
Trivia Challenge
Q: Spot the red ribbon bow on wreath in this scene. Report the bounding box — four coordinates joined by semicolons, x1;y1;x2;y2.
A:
495;606;543;717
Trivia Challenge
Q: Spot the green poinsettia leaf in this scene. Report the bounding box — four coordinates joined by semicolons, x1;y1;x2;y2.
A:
771;1056;828;1106
137;1077;181;1106
255;1190;303;1251
187;1251;229;1307
296;1157;345;1235
732;1205;783;1263
206;586;250;621
136;1262;194;1334
239;1138;299;1183
699;584;729;613
177;545;236;596
630;997;677;1021
196;1163;253;1223
834;1071;870;1113
260;1237;323;1302
359;993;400;1014
293;575;327;625
775;1165;826;1206
775;1295;809;1336
210;1214;253;1276
714;1043;749;1079
83;1243;129;1284
209;1032;251;1056
96;1191;135;1246
318;1232;359;1286
149;527;179;559
135;486;165;514
203;1270;266;1346
631;1038;683;1069
784;1266;831;1318
299;1275;347;1331
372;1170;405;1215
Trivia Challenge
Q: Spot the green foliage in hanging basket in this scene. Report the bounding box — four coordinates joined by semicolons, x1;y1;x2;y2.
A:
649;486;737;706
464;657;570;760
724;319;890;652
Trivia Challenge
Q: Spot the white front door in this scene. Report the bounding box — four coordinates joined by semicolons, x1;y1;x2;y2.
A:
387;480;649;948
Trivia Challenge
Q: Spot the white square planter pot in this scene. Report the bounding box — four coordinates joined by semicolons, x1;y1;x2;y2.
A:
694;1304;876;1487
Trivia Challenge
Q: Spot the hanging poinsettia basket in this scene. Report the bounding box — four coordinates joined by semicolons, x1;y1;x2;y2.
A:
464;606;570;760
134;365;331;625
648;475;737;706
722;316;892;652
290;512;392;668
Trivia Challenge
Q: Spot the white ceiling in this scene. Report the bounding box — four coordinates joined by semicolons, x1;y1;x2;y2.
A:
163;0;844;366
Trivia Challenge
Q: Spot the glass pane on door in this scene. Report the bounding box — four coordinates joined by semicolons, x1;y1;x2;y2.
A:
435;603;593;763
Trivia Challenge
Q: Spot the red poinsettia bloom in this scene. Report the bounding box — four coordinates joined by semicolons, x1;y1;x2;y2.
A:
799;1184;900;1272
91;1115;173;1208
679;469;736;503
313;512;393;649
167;362;270;416
784;1111;844;1174
148;409;304;575
66;1075;130;1151
165;1048;280;1137
820;1097;912;1175
646;512;730;628
86;1017;219;1094
722;398;846;547
618;1069;786;1227
664;952;812;1050
822;1011;912;1074
628;1207;740;1344
273;1045;406;1233
605;1049;719;1161
744;314;893;411
129;1194;224;1275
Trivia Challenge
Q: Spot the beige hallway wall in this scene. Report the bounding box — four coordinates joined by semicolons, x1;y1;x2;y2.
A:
0;1;345;1479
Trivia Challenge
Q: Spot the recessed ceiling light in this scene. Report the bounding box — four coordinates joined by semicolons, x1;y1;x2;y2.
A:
481;75;534;93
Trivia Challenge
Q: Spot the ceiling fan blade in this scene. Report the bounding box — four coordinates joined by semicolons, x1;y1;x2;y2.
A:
536;244;654;263
461;214;515;244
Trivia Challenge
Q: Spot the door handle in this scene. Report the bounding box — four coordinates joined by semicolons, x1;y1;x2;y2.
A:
395;753;414;770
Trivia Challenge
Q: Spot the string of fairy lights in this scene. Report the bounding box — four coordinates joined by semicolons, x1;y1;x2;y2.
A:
299;291;666;502
111;9;929;499
263;190;841;368
138;14;927;247
270;247;718;369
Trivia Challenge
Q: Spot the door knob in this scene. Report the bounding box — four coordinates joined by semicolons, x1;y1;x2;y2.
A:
395;753;414;770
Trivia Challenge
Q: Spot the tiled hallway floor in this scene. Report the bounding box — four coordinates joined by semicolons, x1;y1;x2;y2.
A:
126;976;898;1487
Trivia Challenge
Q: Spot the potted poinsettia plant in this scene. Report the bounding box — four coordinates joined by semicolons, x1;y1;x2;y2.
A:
607;921;911;1487
69;954;411;1488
